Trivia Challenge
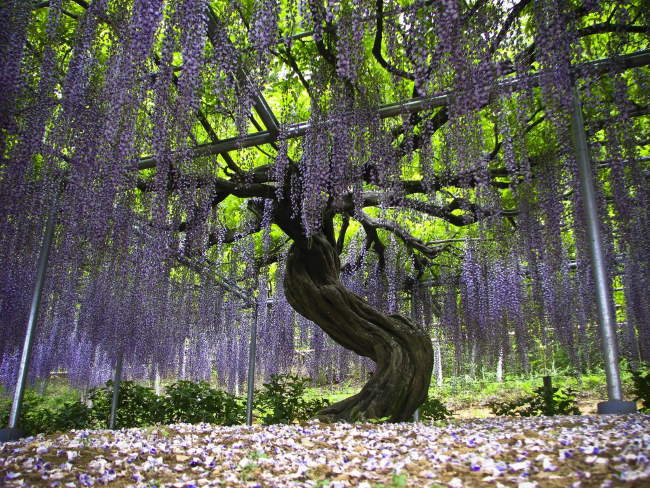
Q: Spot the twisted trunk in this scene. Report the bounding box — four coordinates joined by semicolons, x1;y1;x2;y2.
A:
283;232;433;422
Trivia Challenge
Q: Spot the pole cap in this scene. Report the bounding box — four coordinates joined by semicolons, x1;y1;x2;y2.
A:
597;400;637;415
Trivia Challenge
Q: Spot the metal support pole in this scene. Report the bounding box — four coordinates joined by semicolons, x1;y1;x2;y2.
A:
108;355;123;429
245;305;259;426
0;202;57;442
570;87;635;415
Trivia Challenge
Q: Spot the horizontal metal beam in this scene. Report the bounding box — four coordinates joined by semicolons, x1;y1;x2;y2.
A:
138;49;650;171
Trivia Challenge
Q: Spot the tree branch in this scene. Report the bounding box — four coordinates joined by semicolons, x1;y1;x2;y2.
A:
360;219;386;266
274;44;314;98
174;254;254;305
337;214;350;254
137;171;275;203
372;0;415;81
356;211;444;259
489;0;533;55
578;22;649;37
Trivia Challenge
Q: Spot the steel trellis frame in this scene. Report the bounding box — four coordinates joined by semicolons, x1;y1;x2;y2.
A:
137;49;650;170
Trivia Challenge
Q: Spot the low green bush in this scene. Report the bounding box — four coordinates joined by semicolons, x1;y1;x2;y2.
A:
419;397;453;422
162;380;245;425
487;384;580;417
254;374;330;425
629;367;650;413
0;396;10;427
0;390;91;435
1;379;249;435
579;373;606;393
87;380;164;429
88;380;247;428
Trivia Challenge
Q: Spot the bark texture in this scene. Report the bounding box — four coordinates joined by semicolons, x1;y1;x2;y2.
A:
284;232;433;422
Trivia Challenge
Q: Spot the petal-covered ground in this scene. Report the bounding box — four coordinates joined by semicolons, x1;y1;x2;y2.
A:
1;415;649;487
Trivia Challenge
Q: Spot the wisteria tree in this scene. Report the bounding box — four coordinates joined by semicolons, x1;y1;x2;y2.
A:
1;0;648;422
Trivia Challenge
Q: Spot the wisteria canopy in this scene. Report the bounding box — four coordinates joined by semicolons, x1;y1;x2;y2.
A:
0;0;648;422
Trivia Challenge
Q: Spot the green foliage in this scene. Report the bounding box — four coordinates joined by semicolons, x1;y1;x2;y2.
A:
162;380;245;425
254;374;330;425
419;397;453;422
374;472;408;488
1;380;248;435
431;375;530;412
0;390;91;436
88;380;164;429
366;416;391;424
38;398;92;432
88;380;248;428
0;396;9;427
580;373;607;393
629;367;650;413
487;383;581;417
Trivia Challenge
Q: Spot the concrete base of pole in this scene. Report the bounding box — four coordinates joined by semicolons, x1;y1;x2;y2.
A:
0;428;26;442
597;400;637;414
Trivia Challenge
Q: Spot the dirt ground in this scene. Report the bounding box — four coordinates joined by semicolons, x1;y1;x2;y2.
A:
453;396;622;419
2;414;649;487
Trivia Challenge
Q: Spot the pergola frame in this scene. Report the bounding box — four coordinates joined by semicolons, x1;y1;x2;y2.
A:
137;49;650;170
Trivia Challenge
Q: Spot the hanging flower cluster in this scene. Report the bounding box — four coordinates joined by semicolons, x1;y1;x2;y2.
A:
1;0;647;394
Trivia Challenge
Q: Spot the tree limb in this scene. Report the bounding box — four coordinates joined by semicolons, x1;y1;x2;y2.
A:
360;218;386;265
356;211;445;259
489;0;533;55
337;214;350;254
274;44;314;98
372;0;415;80
578;22;649;36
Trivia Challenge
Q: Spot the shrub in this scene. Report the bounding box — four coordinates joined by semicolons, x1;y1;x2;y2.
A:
488;384;580;417
580;374;606;393
87;380;164;429
1;379;250;434
0;390;91;435
254;374;330;425
0;396;10;427
629;367;650;413
419;397;453;422
162;380;245;425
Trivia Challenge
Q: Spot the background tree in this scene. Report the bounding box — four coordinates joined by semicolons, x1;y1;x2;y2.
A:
0;0;648;422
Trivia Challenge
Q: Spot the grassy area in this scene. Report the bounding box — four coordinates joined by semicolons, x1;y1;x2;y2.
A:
1;368;640;432
307;369;639;419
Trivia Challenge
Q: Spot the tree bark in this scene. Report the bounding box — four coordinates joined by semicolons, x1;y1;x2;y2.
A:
283;232;433;422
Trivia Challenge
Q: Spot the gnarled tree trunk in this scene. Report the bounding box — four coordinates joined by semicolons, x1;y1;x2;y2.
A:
283;232;433;422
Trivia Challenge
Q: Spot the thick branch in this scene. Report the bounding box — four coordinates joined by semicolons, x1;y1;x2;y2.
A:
360;219;386;265
137;173;274;200
336;214;350;254
356;211;445;259
372;0;415;81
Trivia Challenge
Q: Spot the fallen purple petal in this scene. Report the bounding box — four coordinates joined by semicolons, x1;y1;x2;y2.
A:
0;415;648;487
